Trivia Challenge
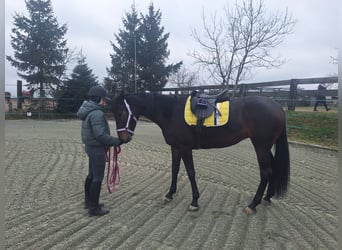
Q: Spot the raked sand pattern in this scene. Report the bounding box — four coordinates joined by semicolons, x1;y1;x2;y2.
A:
5;120;337;249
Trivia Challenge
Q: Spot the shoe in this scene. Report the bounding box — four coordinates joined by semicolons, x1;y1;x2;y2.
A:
313;109;318;111
326;108;331;111
88;206;110;216
84;201;104;209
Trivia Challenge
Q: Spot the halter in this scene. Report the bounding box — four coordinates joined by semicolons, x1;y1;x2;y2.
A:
116;99;138;135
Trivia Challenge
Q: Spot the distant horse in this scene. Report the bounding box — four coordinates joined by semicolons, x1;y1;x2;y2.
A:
111;92;290;214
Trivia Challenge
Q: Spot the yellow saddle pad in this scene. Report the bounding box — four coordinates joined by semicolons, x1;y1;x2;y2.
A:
184;96;229;127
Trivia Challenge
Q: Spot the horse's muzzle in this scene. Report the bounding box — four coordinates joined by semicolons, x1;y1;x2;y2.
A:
118;131;132;143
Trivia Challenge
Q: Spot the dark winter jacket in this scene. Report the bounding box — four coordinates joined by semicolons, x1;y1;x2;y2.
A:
77;101;121;146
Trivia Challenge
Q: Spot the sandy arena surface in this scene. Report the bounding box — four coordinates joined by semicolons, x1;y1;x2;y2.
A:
5;120;337;249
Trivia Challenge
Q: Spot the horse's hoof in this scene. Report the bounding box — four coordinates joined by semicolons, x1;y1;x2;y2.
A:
188;205;199;212
262;199;271;206
245;207;256;215
163;196;172;204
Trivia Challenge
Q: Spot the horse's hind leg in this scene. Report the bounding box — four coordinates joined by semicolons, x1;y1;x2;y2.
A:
263;177;275;205
263;147;276;205
246;148;274;214
164;146;181;202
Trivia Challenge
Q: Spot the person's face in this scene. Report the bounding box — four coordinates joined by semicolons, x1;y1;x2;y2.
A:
99;98;105;106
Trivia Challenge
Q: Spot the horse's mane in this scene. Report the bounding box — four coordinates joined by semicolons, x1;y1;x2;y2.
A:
126;92;181;119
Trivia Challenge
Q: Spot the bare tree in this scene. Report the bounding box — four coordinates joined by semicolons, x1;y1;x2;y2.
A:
190;0;296;91
169;65;198;88
330;56;338;64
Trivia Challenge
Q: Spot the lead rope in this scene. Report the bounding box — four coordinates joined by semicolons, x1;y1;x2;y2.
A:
105;146;121;193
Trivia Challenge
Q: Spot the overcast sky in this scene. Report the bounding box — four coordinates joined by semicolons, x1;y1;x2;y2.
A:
5;0;338;95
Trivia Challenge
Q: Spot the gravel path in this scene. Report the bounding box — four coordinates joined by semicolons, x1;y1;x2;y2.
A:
5;120;338;249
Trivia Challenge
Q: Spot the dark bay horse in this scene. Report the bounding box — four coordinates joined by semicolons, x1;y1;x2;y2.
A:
111;92;290;214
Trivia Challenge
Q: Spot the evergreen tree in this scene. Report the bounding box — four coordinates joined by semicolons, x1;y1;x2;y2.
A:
139;4;182;91
107;4;181;93
107;5;141;93
6;0;69;98
56;53;98;113
103;76;117;98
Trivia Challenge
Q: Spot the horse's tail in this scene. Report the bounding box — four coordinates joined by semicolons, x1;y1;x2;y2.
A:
273;121;290;197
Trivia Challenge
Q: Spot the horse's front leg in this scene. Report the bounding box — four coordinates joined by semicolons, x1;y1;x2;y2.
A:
164;146;181;202
182;149;200;211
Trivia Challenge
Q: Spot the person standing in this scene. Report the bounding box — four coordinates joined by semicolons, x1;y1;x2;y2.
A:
313;83;331;111
77;86;123;216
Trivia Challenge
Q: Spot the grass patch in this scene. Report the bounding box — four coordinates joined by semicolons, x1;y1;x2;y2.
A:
286;110;338;149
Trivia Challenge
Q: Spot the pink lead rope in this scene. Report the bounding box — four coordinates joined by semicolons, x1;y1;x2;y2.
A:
105;146;121;193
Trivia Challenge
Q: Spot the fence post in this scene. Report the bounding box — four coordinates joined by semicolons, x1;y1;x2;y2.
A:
288;79;298;110
239;84;247;96
17;80;22;110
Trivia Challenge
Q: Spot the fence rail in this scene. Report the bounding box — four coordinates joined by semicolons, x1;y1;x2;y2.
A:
163;76;338;110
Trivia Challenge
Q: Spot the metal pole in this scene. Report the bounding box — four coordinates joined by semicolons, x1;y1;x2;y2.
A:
134;34;137;93
133;0;137;93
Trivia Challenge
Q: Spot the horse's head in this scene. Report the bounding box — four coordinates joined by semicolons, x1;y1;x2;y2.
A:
111;92;138;143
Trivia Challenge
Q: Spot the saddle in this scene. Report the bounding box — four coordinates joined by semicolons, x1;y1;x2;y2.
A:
190;90;229;123
188;90;229;148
